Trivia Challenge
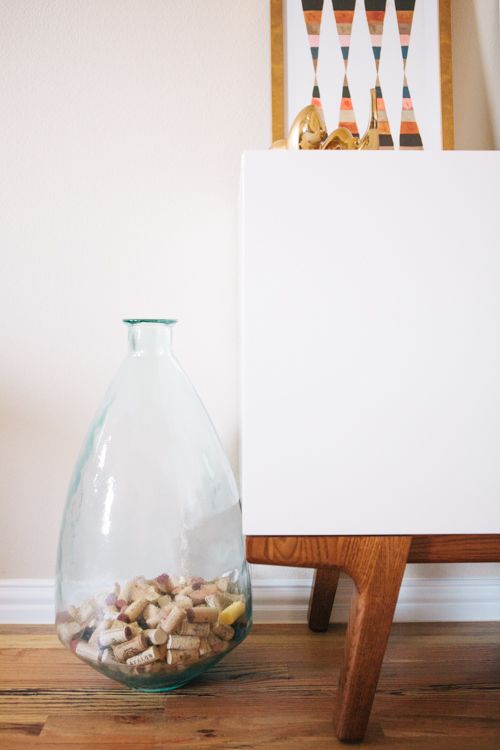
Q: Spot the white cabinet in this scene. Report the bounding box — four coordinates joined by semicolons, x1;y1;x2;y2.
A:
240;151;500;535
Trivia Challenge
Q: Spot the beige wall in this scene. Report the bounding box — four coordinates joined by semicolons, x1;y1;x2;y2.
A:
0;0;498;583
0;0;270;578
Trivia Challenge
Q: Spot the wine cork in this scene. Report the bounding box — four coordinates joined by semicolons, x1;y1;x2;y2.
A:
133;661;162;675
101;648;117;664
207;632;229;654
99;625;132;647
218;601;245;626
129;582;145;602
68;604;81;622
144;603;161;628
167;635;201;651
157;594;172;608
60;572;247;678
167;648;198;665
186;606;218;624
198;638;212;657
160;603;175;618
174;594;193;609
170;576;187;590
132;580;161;603
189;576;205;588
145;628;167;645
128;621;144;637
212;622;234;641
105;592;117;607
112;633;148;663
79;601;95;624
102;605;119;621
118;579;133;603
143;585;161;603
56;610;73;625
205;593;226;612
75;640;100;663
89;620;111;647
188;585;217;606
159;606;186;635
57;620;82;645
80;626;94;642
178;621;210;637
126;646;160;666
154;574;172;594
124;598;147;622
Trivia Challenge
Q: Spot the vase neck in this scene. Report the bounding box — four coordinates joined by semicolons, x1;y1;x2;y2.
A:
124;320;176;357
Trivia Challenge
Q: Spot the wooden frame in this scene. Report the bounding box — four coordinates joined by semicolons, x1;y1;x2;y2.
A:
270;0;454;149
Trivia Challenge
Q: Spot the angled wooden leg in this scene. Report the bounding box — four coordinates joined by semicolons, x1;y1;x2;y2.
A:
308;567;340;632
336;536;411;742
246;534;412;744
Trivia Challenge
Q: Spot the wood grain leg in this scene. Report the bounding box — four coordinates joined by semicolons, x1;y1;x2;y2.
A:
335;536;411;743
308;568;340;632
246;534;412;742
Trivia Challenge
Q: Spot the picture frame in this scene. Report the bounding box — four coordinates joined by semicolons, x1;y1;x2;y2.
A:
271;0;454;149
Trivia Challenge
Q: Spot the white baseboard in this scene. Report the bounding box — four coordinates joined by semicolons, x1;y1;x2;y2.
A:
0;576;499;624
0;579;56;624
252;575;500;623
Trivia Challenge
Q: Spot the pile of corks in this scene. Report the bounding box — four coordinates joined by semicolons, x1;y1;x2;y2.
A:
56;573;247;674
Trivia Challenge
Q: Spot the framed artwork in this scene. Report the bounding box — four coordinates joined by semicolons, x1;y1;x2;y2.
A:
271;0;454;149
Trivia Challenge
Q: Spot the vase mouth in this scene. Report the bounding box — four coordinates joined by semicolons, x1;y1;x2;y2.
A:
123;319;177;326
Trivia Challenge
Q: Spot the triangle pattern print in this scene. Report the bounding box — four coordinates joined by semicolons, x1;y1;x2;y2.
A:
364;0;394;149
395;0;423;149
400;75;423;149
302;0;325;111
340;75;358;136
331;0;359;137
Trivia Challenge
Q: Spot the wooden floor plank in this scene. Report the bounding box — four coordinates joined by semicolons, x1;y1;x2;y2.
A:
0;624;499;748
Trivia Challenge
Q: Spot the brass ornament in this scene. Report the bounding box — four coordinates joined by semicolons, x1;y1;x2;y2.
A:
358;88;379;151
321;127;360;151
271;88;379;152
270;104;327;151
287;105;328;150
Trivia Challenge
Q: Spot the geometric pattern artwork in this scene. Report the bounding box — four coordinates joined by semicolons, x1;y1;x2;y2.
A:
395;0;424;149
298;0;429;149
301;0;325;114
331;0;359;138
364;0;394;149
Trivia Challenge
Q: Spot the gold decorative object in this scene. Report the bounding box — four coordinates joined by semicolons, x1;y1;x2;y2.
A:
286;105;327;150
358;87;379;150
321;127;359;151
271;88;380;152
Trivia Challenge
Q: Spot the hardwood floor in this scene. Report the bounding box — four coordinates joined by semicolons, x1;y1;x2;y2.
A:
0;623;499;748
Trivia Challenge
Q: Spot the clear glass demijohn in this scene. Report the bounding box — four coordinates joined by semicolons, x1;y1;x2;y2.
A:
55;319;251;690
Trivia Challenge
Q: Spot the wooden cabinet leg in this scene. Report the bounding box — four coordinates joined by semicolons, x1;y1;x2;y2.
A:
308;567;340;632
335;536;411;743
246;534;412;743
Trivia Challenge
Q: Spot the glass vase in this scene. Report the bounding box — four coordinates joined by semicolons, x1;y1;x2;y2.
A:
55;319;251;690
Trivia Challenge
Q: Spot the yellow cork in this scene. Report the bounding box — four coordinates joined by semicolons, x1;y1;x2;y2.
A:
218;600;245;626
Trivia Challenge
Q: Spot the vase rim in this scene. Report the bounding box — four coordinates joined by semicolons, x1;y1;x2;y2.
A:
123;319;177;326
